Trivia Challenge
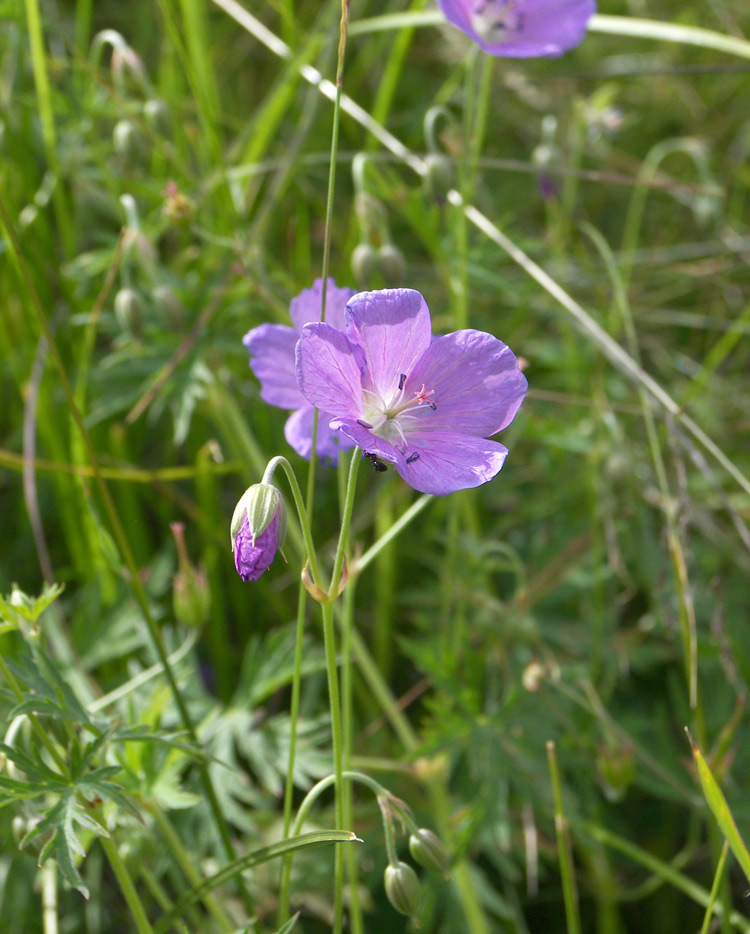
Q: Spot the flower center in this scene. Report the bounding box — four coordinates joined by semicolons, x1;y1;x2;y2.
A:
359;373;436;448
470;0;524;41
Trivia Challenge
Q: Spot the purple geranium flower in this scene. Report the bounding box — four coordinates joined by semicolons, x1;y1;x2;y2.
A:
439;0;595;58
243;279;356;462
231;483;287;582
295;289;528;496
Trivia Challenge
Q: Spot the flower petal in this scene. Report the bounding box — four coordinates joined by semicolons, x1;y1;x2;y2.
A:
439;0;595;58
295;323;365;417
243;323;302;409
394;431;509;496
285;405;355;463
233;513;279;582
411;329;528;437
345;289;432;401
290;278;356;333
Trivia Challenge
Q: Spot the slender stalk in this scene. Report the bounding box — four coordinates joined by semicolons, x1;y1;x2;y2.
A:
547;741;582;934
701;842;730;934
99;834;155;934
42;860;58;934
149;805;235;933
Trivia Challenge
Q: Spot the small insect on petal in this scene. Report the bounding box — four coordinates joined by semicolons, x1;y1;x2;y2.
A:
364;452;389;472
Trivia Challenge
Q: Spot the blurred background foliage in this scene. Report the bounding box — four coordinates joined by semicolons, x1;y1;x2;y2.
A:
1;0;750;931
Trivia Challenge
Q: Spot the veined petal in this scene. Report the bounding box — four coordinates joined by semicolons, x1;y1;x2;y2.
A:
345;289;432;401
412;330;528;437
285;405;355;463
295;323;364;418
243;323;302;409
290;278;356;333
394;431;509;496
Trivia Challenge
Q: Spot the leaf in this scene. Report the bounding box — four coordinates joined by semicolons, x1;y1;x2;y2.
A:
153;831;360;934
687;729;750;884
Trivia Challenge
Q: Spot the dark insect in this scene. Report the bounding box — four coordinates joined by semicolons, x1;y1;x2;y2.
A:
364;452;388;472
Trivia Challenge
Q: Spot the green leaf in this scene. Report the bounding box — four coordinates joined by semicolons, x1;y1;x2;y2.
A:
687;729;750;884
154;831;359;933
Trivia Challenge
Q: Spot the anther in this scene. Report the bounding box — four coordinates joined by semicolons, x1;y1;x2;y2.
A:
406;452;420;464
399;373;407;390
427;401;437;411
357;419;374;429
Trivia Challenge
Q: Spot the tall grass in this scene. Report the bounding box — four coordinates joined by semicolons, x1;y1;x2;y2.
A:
1;0;750;932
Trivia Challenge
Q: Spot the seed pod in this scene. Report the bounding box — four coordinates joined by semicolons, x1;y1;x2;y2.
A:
596;742;635;802
114;287;144;337
351;242;379;287
377;244;405;284
113;119;148;164
424;152;454;202
384;861;421;917
144;99;171;136
409;828;449;877
152;285;185;328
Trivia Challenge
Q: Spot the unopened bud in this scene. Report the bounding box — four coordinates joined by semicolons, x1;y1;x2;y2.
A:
596;742;635;802
152;285;185;328
113;119;148;164
162;180;194;227
423;153;454;202
12;816;26;846
409;828;449;877
171;523;210;629
384;861;421;917
114;287;144;336
377;244;405;284
144;99;171;136
351;242;378;287
230;483;287;582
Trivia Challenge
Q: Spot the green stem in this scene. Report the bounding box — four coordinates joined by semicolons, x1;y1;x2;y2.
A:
277;584;308;923
149;805;235;933
99;833;155;934
547;741;582;934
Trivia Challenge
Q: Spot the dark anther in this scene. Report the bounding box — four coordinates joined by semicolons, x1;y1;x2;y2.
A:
398;373;407;390
406;452;420;464
427;401;437;411
357;418;374;429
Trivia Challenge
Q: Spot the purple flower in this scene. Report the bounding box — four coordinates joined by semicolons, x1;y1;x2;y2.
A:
439;0;595;58
295;289;527;496
243;279;356;462
231;484;286;582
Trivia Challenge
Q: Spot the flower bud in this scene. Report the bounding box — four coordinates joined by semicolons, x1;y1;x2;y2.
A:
423;153;454;202
171;522;210;629
408;828;449;877
596;742;635;803
377;244;405;284
114;287;144;336
384;861;421;917
113;119;148;164
351;242;378;287
162;180;194;227
152;284;185;328
230;484;286;582
144;99;171;136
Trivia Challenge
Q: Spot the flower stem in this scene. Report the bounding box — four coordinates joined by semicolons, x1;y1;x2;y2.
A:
99;833;155;934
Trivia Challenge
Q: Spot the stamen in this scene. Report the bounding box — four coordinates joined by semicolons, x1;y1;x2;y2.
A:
414;384;435;406
398;373;407;390
406;452;420;464
357;418;373;429
427;401;437;411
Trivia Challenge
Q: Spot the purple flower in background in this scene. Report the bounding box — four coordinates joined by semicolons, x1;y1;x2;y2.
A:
439;0;595;58
243;279;356;462
295;289;528;496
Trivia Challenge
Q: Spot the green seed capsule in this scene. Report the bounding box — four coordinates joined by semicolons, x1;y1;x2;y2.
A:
114;287;145;337
351;242;379;287
377;244;405;284
113;119;148;164
409;828;449;877
384;861;421;917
